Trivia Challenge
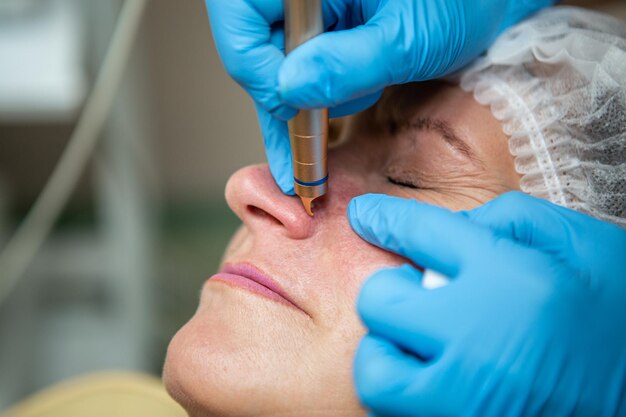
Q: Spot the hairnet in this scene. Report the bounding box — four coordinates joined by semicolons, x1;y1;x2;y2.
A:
459;6;626;228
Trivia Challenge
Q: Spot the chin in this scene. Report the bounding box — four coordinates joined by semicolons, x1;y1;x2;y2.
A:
163;283;320;416
163;313;287;416
163;320;234;417
163;283;364;416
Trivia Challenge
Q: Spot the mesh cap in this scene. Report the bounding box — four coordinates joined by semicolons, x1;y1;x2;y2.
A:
459;6;626;228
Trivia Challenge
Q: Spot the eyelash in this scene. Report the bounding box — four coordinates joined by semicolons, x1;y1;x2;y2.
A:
387;176;419;189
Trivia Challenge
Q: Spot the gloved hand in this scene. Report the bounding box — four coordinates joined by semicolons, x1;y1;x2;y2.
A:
348;192;626;417
205;0;555;194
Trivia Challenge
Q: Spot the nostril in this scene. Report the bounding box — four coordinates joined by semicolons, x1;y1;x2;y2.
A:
246;205;283;227
225;165;315;240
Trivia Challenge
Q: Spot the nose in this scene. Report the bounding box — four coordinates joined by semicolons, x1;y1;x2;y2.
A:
225;165;315;240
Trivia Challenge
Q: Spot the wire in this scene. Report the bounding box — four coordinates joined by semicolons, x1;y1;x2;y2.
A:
0;0;149;306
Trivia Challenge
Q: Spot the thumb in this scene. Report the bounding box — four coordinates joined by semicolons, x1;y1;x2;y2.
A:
278;7;401;109
348;194;497;278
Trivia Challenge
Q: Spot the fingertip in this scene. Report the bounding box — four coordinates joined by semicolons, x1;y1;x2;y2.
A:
347;194;388;241
348;194;415;244
347;194;372;231
348;193;389;213
255;106;295;195
278;177;295;195
268;158;295;195
347;198;363;234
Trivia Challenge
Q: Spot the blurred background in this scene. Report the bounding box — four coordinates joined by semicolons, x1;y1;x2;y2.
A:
0;0;624;413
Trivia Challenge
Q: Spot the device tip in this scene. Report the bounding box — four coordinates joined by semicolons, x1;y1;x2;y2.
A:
300;197;315;217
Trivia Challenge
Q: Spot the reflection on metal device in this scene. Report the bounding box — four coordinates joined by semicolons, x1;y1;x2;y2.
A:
284;0;328;216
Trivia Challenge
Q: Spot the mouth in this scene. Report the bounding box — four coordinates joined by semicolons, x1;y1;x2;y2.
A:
210;262;306;315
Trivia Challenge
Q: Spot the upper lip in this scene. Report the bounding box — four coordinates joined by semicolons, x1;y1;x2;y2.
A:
219;262;307;315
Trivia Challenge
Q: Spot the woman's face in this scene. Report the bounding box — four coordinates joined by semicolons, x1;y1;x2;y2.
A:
163;82;520;417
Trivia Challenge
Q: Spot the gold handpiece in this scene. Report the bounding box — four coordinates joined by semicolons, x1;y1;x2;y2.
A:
284;0;328;217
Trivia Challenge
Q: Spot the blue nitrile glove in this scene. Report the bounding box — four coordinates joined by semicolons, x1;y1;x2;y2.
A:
204;0;555;194
348;192;626;417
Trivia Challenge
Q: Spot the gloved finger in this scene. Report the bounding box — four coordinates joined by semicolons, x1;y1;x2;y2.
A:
319;0;357;32
205;0;296;121
328;91;383;118
348;194;495;277
354;334;432;417
278;4;401;109
255;104;294;195
269;24;285;54
357;265;444;360
462;192;625;265
463;192;575;248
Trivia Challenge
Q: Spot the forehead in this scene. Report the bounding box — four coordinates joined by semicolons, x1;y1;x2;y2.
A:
379;82;504;146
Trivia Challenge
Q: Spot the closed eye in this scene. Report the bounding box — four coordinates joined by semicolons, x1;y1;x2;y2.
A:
387;176;419;189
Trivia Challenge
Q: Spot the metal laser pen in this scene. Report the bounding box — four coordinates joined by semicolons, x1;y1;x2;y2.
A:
284;0;328;216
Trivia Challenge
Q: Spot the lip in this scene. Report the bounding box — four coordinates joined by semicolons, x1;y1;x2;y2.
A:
210;262;306;314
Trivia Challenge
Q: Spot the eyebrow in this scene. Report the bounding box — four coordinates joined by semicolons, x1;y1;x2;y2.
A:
402;117;483;166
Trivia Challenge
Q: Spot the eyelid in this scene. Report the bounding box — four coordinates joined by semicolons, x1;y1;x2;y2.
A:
384;165;423;189
387;175;419;189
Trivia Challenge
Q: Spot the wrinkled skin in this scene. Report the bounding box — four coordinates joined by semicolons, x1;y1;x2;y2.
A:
163;81;520;417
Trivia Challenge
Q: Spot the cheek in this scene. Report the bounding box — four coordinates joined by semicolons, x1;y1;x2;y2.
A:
318;147;385;217
310;219;405;347
318;149;407;295
333;232;404;299
314;182;405;318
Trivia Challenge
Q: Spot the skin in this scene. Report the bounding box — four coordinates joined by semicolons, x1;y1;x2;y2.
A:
163;81;521;417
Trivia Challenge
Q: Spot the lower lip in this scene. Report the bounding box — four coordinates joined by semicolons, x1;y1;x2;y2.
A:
210;273;300;311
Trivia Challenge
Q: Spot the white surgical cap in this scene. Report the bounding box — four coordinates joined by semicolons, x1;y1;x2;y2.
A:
459;6;626;228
